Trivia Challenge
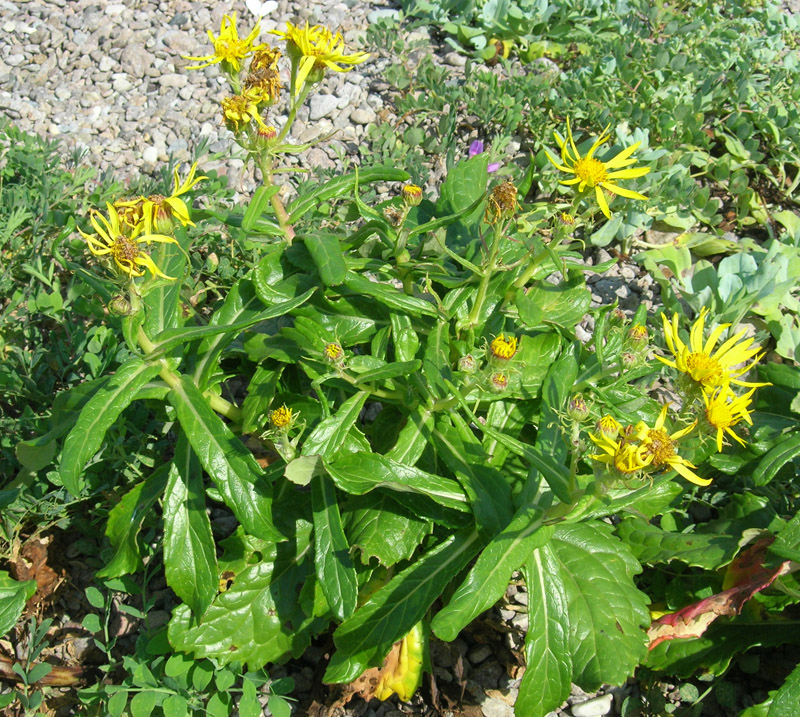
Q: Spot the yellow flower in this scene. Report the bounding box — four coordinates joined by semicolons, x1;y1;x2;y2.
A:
596;414;622;438
140;162;206;234
80;204;178;280
634;405;708;486
221;93;268;133
271;22;369;95
324;341;344;363
490;333;518;360
657;307;769;394
590;431;652;474
113;197;145;234
245;46;282;105
545;118;650;219
269;405;295;429
703;387;756;452
401;184;423;206
628;324;648;344
184;12;264;71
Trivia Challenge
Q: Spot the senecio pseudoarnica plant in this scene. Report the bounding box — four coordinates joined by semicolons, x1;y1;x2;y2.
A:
53;11;785;716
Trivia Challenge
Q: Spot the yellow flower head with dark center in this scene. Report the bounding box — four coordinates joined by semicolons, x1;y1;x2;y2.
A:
184;12;265;71
545;118;650;219
657;307;770;395
703;387;756;452
490;333;518;360
221;93;268;133
140;162;206;235
271;21;370;96
324;341;344;363
80;204;178;280
634;405;708;486
269;405;295;429
486;181;518;221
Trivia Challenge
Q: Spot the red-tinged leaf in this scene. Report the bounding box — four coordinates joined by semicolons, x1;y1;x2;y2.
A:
647;538;792;650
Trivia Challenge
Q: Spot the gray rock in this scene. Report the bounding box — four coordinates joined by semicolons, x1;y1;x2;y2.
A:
309;93;339;121
158;73;187;88
481;697;515;717
468;644;493;665
570;694;614;717
350;107;374;125
120;43;151;78
444;51;467;67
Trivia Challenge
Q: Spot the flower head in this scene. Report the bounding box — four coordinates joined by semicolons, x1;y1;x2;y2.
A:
269;404;295;429
244;46;282;105
657;307;769;395
489;372;508;392
596;415;622;439
401;184;423;207
184;12;265;71
546;118;650;219
324;341;344;363
468;140;501;172
486;181;518;221
113;197;145;234
140;162;206;234
270;22;369;96
490;333;518;361
221;93;268;133
80;204;178;280
703;387;755;452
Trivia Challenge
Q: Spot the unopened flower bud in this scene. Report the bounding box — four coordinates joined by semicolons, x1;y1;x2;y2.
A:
567;394;590;421
596;415;621;439
324;341;345;364
108;294;133;316
458;354;478;374
628;324;648;346
402;184;423;207
621;351;638;368
489;372;509;393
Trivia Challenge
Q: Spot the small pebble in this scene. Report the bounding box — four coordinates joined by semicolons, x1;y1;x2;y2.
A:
571;693;614;717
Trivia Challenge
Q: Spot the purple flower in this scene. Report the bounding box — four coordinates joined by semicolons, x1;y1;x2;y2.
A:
468;139;501;173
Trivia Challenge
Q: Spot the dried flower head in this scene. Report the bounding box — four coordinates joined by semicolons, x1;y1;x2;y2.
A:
486;181;518;221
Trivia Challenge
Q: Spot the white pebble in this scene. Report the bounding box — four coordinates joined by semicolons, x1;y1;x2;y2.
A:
142;146;158;164
571;693;614;717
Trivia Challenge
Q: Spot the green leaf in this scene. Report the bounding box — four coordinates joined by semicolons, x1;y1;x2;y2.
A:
302;391;369;460
60;357;162;494
390;313;420;362
343;273;439;317
616;517;738;569
241;366;282;434
287;167;410;222
770;509;800;563
324;529;483;683
544;523;650;690
433;418;514;536
770;660;800;717
343;492;432;566
238;678;262;717
0;571;37;636
517;276;591;330
303;233;347;286
130;689;157;717
422;321;452;400
325;452;471;514
163;433;218;617
168;541;315;669
354;360;422;386
754;432;800;486
385;406;434;466
518;541;572;717
169;375;281;541
432;504;553;641
242;184;281;232
312;475;358;621
96;466;169;578
142;223;188;337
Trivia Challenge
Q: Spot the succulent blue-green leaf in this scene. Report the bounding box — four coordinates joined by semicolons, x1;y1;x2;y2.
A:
517;544;572;717
312;475;357;621
324;529;483;683
169;375;281;541
97;466;169;578
0;571;37;636
163;433;218;617
60;357;162;495
432;504;552;641
325;451;470;514
302;391;368;460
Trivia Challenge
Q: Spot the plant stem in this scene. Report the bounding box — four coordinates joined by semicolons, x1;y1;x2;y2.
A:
255;154;295;243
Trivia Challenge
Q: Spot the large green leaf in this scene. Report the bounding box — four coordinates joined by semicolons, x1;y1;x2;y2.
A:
142;223;188;337
302;392;368;460
517;543;572;717
433;418;514;536
311;475;357;621
60;357;162;494
169;539;316;669
0;571;37;636
422;321;452;400
516;275;592;330
325;452;470;514
303;233;347;286
754;432;800;486
385;406;434;466
770;508;800;563
96;466;169;578
770;661;800;717
342;273;439;318
324;529;483;683
432;504;553;641
390;313;420;363
546;523;650;690
169;375;281;541
343;492;432;566
617;517;738;569
163;434;218;617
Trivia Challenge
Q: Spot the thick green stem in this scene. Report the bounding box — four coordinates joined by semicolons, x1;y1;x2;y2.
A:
256;154;295;243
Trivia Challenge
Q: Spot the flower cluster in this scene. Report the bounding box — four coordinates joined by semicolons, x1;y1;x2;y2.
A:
80;163;204;281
